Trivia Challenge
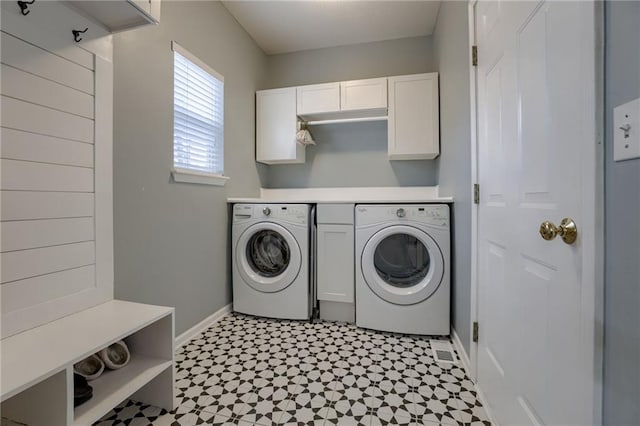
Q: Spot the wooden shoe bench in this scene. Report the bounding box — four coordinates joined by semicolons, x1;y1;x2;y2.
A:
1;300;175;425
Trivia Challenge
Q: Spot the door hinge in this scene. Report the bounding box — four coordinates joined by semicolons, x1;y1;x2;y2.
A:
472;45;478;66
473;183;480;204
473;321;479;343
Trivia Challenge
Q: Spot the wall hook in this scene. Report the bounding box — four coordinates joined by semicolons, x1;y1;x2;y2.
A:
72;27;88;43
17;0;35;16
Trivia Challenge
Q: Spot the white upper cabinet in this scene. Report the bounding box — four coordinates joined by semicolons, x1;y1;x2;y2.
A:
67;0;160;33
296;82;340;117
340;78;387;112
256;87;304;165
256;73;440;165
388;73;440;160
297;78;388;120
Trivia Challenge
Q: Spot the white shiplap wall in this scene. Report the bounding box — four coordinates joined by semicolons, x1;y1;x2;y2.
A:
0;1;114;338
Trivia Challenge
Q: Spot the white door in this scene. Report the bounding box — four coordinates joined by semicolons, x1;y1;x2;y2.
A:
475;1;600;425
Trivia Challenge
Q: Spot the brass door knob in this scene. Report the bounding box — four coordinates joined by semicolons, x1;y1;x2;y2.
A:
539;218;578;245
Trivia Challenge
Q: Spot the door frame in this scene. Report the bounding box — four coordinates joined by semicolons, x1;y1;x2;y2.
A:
468;0;479;382
467;1;606;423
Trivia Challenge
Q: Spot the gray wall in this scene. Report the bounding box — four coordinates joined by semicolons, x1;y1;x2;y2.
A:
112;1;267;334
265;36;437;188
603;1;640;424
433;2;472;354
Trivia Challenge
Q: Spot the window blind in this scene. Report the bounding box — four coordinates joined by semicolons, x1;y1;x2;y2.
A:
173;43;224;175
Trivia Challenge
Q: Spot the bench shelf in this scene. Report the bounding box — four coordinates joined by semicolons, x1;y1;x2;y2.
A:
1;300;175;426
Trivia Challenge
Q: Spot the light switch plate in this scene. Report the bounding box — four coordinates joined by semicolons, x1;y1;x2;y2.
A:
613;97;640;162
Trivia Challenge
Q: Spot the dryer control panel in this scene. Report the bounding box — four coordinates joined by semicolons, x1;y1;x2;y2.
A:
356;204;449;227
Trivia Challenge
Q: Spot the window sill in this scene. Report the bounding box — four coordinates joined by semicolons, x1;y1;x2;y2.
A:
171;168;229;186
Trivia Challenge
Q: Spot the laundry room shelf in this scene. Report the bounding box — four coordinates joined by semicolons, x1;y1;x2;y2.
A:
304;116;388;126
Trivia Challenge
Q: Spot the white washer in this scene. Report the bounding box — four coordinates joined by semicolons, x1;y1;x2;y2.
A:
232;203;311;320
355;204;450;335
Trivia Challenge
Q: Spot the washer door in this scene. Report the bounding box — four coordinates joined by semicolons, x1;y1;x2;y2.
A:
361;225;444;305
236;222;302;293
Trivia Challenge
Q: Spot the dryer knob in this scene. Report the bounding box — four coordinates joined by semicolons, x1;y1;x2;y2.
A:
262;207;271;216
396;208;406;218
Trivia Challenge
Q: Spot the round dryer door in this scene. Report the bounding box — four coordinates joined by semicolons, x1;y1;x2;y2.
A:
361;225;444;305
236;222;302;293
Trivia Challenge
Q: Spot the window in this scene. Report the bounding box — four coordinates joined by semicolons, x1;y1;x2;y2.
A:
171;41;228;186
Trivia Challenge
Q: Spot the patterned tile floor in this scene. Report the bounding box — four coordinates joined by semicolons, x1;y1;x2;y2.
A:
95;313;491;425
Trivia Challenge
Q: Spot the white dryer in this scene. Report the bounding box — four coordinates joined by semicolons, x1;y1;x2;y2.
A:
232;203;311;320
355;204;450;335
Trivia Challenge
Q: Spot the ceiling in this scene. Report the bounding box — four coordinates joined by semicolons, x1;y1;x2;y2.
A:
221;1;442;55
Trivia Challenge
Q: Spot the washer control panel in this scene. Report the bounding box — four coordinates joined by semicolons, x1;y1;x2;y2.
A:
233;204;308;224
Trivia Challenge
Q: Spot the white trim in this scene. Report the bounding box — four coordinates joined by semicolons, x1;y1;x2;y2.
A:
585;2;605;423
171;167;229;186
468;0;479;381
451;328;472;378
452;327;497;425
175;303;232;348
472;372;499;426
171;41;224;82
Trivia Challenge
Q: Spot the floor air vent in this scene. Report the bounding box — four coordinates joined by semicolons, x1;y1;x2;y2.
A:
431;340;458;364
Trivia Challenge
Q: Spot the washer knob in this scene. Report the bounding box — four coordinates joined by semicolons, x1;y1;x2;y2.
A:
396;208;406;218
263;207;271;216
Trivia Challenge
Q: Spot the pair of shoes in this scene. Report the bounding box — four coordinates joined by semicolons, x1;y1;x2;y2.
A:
99;340;131;370
74;373;93;407
74;340;131;381
74;354;104;381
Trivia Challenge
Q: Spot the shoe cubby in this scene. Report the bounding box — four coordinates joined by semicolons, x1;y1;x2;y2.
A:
1;301;175;426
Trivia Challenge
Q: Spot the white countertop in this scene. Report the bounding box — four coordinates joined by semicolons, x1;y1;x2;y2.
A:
227;186;453;204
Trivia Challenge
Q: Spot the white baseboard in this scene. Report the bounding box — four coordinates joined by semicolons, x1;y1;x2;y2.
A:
451;328;472;377
176;303;232;348
452;328;498;426
473;378;498;426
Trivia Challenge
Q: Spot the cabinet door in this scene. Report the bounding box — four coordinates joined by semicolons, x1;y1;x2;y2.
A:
256;87;304;164
296;82;340;116
340;77;387;111
388;73;440;160
317;224;354;303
